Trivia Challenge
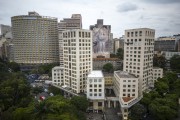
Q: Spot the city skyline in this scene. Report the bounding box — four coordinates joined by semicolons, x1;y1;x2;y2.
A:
0;0;180;38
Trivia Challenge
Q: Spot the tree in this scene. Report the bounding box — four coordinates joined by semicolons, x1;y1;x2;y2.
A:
37;63;58;76
7;62;20;72
155;81;169;96
31;87;44;95
153;54;166;68
116;48;124;59
70;96;88;111
48;85;61;95
129;103;147;120
103;63;113;73
0;72;31;111
170;55;180;71
149;98;178;120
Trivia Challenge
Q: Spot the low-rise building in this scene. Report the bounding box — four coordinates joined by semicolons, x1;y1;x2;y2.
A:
164;52;180;60
93;58;122;70
114;71;139;120
52;66;64;86
104;73;114;86
87;70;105;112
152;67;163;84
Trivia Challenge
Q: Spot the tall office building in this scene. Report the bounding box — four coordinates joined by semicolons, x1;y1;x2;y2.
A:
63;29;92;93
123;28;155;95
0;24;11;36
11;12;59;65
58;14;82;65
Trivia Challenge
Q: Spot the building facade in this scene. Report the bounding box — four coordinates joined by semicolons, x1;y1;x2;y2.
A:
123;28;155;95
11;12;59;65
152;67;163;85
164;51;180;60
87;70;105;112
52;66;64;86
104;73;114;86
114;71;139;120
154;40;176;52
0;24;11;36
93;58;122;70
90;19;113;58
113;36;124;54
63;29;92;93
58;14;82;65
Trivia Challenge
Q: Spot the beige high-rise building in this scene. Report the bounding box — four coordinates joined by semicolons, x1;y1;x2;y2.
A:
11;12;59;64
58;14;82;66
123;28;155;95
63;29;92;93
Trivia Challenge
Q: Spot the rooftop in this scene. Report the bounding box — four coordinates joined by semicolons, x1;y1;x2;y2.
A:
115;71;137;78
122;97;134;102
153;67;163;69
52;66;64;70
93;58;119;61
88;70;103;78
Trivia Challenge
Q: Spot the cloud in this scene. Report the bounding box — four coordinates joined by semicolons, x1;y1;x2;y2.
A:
142;0;180;4
117;2;138;12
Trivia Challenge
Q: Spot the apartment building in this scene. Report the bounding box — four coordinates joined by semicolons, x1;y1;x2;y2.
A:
52;66;64;86
11;12;59;65
63;29;92;93
114;71;139;120
113;37;124;54
152;67;163;84
123;28;155;95
104;73;114;86
87;70;105;112
58;14;82;65
93;58;122;70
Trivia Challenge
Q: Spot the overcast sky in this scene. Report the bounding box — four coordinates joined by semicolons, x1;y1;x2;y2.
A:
0;0;180;38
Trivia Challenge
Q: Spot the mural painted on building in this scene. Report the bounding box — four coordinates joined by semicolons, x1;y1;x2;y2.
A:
92;26;112;54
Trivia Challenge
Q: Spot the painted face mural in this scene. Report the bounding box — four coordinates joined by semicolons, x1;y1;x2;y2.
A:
93;27;109;53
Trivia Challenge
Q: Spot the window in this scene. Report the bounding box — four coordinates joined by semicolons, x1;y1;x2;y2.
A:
98;102;102;106
99;79;102;82
99;89;102;92
90;89;92;92
99;93;102;96
94;93;97;96
99;85;102;87
123;89;126;92
94;89;97;92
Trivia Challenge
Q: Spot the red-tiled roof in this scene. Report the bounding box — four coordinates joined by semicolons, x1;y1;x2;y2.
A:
122;97;134;102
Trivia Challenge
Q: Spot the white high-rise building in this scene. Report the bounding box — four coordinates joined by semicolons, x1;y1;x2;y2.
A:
58;14;82;66
63;29;92;93
123;28;155;95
